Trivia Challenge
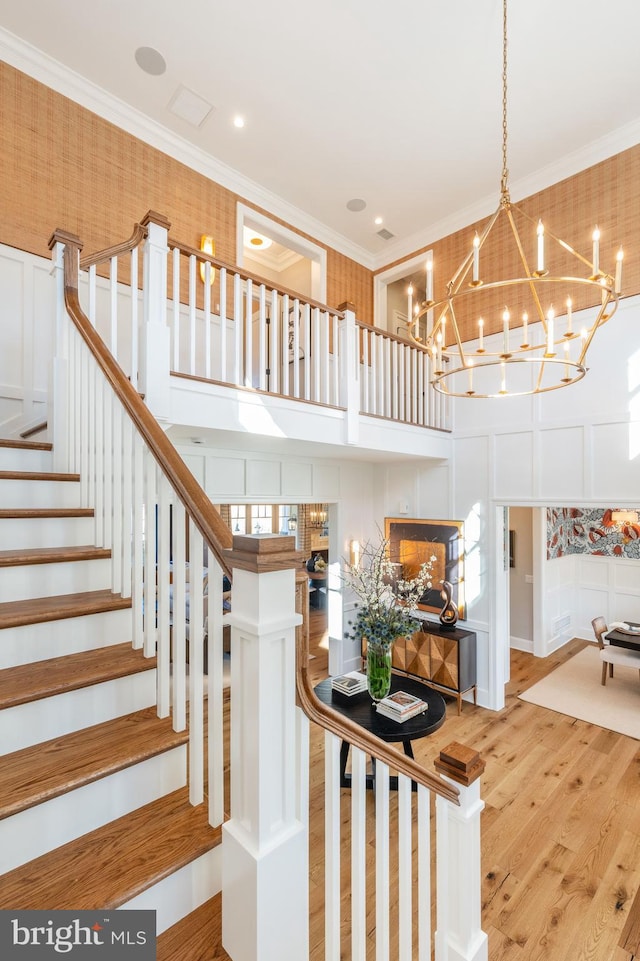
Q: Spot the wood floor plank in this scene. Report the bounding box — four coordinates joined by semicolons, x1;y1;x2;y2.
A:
0;589;131;628
620;875;640;955
303;627;640;961
0;787;220;910
0;707;187;819
0;643;155;709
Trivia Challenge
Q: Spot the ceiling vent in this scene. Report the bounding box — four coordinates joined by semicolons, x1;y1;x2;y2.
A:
377;227;395;241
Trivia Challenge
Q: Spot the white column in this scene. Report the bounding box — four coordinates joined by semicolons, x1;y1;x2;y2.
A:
222;535;306;961
339;304;360;445
139;211;171;422
48;231;78;472
434;743;488;961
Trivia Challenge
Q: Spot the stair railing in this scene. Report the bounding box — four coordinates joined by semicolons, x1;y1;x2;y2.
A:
49;224;233;827
60;210;450;434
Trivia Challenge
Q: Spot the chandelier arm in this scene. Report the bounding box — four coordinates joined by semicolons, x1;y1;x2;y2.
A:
504;206;547;326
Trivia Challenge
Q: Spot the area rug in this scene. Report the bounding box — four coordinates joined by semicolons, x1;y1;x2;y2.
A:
519;644;640;740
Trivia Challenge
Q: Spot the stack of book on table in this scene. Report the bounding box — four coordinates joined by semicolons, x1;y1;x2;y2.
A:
331;671;368;697
376;689;428;722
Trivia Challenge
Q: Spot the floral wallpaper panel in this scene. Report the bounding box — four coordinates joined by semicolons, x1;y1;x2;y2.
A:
547;508;640;559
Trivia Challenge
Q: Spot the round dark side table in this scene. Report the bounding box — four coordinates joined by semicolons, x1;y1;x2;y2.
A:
314;673;446;791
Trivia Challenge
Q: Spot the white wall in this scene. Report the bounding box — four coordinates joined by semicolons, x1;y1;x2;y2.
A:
449;295;640;700
0;244;55;435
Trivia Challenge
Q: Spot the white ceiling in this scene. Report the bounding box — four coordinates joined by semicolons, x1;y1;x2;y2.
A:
2;0;640;269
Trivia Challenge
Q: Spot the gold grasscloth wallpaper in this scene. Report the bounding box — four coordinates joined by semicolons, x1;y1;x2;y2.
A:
0;61;373;320
377;146;640;341
2;58;640;337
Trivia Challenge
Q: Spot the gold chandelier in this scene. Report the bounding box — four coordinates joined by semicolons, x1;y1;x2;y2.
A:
409;0;623;398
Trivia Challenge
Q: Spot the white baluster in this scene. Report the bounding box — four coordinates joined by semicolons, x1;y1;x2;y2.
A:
417;785;432;961
375;760;390;961
325;731;341;961
204;261;212;379
207;553;224;827
131;434;144;649
188;520;204;804
111;402;123;594
351;745;367;961
233;271;242;387
269;288;279;394
109;254;118;357
398;774;413;961
143;453;157;659
121;416;133;599
130;246;139;390
281;294;290;395
189;254;197;375
171;500;187;729
244;278;253;387
157;474;172;718
172;246;181;372
257;283;267;391
219;266;228;384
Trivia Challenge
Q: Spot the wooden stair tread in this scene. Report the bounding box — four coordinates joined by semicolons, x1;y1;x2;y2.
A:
0;787;220;910
0;470;79;482
0;545;111;567
0;706;188;820
0;643;156;710
157;894;230;961
0;589;131;628
0;438;52;451
0;507;94;518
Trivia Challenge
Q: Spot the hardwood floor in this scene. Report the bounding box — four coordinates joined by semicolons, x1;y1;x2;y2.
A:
306;616;640;961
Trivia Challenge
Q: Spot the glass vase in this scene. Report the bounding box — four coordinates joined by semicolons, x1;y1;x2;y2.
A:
366;640;392;703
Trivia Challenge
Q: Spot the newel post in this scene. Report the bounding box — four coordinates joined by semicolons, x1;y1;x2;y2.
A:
434;743;488;961
48;229;82;473
338;302;359;445
222;535;306;961
139;211;171;422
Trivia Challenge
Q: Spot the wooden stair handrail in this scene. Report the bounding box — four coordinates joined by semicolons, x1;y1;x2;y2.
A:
49;227;233;578
294;626;460;806
79;211;170;271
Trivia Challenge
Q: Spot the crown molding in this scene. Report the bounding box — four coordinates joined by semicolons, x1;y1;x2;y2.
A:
0;27;376;270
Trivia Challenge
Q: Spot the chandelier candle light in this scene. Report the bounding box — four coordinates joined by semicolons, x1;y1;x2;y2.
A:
409;0;623;399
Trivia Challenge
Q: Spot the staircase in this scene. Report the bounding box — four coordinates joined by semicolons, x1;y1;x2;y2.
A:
0;438;227;957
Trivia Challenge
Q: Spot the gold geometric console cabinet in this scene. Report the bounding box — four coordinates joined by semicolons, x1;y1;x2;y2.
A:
390;624;477;715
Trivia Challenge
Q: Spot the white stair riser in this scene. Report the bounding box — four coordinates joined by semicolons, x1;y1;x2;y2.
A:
0;516;95;549
0;449;52;472
122;847;222;935
0;478;80;509
0;557;112;603
0;745;187;875
0;607;133;668
0;668;157;753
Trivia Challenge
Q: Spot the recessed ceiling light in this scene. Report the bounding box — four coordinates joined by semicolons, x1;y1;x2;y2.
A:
233;115;246;128
374;216;383;225
346;198;367;212
243;227;272;250
134;46;166;76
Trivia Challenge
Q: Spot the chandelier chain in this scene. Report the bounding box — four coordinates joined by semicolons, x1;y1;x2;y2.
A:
501;0;509;202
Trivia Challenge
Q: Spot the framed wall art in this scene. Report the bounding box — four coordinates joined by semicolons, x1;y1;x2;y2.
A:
384;517;465;618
